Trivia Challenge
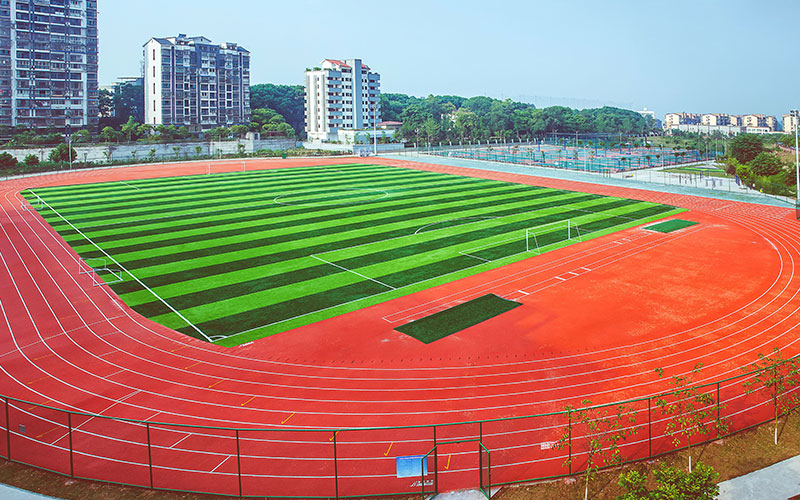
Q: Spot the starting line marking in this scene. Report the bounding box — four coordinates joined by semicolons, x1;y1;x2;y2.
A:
280;412;295;424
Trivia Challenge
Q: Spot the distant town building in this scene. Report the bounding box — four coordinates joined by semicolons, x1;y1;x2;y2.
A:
664;113;700;129
144;34;251;131
783;113;798;134
700;113;730;126
0;0;99;131
666;112;778;135
304;59;381;142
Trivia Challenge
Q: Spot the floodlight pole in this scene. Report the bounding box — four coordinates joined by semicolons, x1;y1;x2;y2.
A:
373;102;377;155
793;109;799;204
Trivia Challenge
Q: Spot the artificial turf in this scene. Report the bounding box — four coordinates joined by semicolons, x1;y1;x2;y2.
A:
644;219;698;233
23;164;683;345
395;294;522;343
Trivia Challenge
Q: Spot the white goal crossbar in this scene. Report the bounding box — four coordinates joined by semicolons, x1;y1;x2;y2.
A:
526;220;582;255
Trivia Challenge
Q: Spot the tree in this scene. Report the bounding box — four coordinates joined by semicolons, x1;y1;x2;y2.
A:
249;83;305;134
113;81;144;123
72;129;90;143
98;88;113;117
616;462;719;500
749;152;783;177
121;117;140;142
137;123;153;138
48;144;77;163
555;400;638;500
99;126;119;143
0;152;17;168
728;133;764;164
23;154;39;166
654;364;727;472
742;348;800;445
230;124;249;137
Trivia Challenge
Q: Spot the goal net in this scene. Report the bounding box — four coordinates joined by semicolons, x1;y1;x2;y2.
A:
526;220;582;255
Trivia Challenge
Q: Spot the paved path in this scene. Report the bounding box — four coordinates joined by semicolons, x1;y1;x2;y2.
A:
718;455;800;500
0;484;62;500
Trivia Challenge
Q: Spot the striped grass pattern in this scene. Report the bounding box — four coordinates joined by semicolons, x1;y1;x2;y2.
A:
23;164;681;345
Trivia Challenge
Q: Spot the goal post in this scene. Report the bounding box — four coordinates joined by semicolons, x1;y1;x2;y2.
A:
526;220;582;255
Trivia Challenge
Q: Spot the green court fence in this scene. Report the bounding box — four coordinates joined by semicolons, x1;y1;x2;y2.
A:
0;357;796;498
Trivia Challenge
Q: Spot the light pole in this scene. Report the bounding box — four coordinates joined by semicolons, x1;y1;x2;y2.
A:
792;109;799;205
372;102;377;155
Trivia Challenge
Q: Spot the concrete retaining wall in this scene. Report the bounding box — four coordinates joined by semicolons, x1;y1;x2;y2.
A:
2;137;299;163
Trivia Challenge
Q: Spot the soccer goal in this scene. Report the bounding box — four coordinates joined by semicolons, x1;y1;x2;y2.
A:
526;220;582;255
78;258;124;287
21;195;43;211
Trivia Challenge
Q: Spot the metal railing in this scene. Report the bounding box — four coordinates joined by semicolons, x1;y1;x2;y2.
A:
0;358;792;498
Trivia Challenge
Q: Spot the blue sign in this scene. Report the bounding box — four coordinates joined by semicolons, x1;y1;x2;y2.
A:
396;455;428;478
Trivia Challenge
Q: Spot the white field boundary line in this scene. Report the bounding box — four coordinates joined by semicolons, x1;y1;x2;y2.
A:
11;180;797;392
72;167;402;230
227;203;673;340
380;222;658;323
388;229;680;324
310;255;396;290
28;190;212;343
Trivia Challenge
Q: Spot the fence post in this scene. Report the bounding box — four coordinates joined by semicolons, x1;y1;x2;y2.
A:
68;412;74;477
567;410;572;474
648;397;652;458
333;431;339;499
146;423;153;488
4;397;9;460
433;426;438;493
717;382;722;435
236;430;242;497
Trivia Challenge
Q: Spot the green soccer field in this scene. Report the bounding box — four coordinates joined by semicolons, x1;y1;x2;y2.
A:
24;164;682;346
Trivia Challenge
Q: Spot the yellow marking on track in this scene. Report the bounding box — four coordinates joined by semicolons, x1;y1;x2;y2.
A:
33;353;53;361
36;426;59;439
329;431;339;441
26;376;48;385
208;379;224;389
444;454;451;470
184;362;200;370
384;442;393;456
281;412;295;424
170;345;187;353
240;396;255;407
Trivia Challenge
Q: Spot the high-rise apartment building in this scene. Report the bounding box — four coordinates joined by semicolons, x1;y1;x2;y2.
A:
0;0;99;130
304;59;380;142
144;34;250;131
783;113;798;134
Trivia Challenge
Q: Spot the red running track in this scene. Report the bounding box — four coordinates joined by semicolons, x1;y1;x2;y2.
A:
0;157;797;497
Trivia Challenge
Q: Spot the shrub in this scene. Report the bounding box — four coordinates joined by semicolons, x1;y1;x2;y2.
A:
24;154;39;166
0;152;17;168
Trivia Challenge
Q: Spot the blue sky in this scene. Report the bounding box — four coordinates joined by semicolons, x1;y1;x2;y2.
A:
99;0;797;119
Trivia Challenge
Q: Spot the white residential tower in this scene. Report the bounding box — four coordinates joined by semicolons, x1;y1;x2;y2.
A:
304;59;380;142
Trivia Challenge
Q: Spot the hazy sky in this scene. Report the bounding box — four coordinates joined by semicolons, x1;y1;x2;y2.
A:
99;0;797;119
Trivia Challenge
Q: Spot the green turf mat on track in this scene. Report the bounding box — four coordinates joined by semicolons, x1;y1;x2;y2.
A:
644;219;698;233
395;294;522;344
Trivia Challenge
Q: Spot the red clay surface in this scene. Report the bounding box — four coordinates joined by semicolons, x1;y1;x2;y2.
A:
0;157;797;497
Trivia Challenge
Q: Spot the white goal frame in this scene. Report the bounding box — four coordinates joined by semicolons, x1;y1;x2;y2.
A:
526;220;582;255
